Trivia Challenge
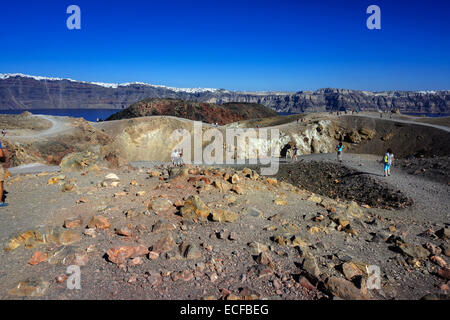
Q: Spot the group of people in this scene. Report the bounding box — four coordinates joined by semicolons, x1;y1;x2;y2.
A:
171;149;184;166
336;142;394;176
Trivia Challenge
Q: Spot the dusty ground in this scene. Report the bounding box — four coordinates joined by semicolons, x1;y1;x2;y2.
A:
0;153;448;300
0;112;448;301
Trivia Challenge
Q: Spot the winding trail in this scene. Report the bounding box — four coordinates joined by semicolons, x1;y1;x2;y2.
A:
294;153;450;224
6;115;73;140
348;113;450;133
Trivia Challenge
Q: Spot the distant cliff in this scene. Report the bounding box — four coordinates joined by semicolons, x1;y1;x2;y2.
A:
0;74;448;114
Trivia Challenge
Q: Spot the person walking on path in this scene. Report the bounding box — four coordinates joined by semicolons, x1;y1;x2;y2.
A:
336;142;343;162
383;148;394;177
0;140;8;207
171;149;179;166
291;146;298;163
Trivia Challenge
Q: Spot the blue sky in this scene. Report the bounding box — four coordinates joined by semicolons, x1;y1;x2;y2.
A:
0;0;449;91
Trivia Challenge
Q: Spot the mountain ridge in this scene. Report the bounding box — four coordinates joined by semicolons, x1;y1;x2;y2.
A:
0;73;449;114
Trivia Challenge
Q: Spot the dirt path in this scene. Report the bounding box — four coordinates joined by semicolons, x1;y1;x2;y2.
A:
291;153;450;224
351;113;450;133
6;115;74;140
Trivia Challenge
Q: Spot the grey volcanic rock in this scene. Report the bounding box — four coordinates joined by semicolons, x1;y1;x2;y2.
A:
0;74;448;114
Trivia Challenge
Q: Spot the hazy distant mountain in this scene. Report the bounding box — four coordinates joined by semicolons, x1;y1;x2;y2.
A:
0;74;449;114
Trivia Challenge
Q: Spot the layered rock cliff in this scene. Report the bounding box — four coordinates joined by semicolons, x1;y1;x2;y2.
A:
0;74;448;114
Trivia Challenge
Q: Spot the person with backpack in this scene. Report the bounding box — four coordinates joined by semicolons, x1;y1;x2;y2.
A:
0;140;8;207
336;142;343;162
383;148;394;177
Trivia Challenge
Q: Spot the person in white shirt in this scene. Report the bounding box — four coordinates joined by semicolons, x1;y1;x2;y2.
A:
171;149;178;166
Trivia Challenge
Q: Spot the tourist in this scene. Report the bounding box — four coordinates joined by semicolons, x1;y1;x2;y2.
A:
291;146;298;163
1;129;6;137
171;149;178;166
383;148;394;177
0;140;8;207
177;149;184;166
336;142;343;162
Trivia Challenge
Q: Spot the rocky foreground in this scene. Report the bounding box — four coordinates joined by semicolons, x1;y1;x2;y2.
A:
0;160;449;300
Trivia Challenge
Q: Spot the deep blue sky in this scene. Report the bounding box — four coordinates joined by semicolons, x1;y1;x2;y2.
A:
0;0;449;91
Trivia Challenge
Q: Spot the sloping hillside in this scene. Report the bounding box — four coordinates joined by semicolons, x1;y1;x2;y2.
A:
105;99;278;125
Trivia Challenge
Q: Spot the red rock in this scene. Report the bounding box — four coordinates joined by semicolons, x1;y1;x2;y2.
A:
64;218;82;229
148;251;160;260
431;256;447;268
128;257;143;266
299;276;315;291
132;245;149;258
87;216;111;230
56;275;67;284
106;246;135;265
115;227;132;237
29;251;48;265
437;267;450;280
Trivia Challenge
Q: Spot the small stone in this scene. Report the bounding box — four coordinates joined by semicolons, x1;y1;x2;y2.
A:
152;220;176;233
325;276;371;300
64;218;82;229
256;252;272;266
128;257;143;266
431;256;447;268
149;198;173;212
437;267;450;280
152;233;176;254
307;195;322;203
105;173;120;180
299;276;315;291
213;180;232;193
87;216;111;230
246;207;263;218
148;251;160;260
273;199;287;206
266;178;277;185
180;195;211;221
9;278;50;297
436;227;450;240
83;228;97;238
57;230;82;245
115;227;132;237
231;184;244;195
56;275;67;284
106;246;135;265
208;272;218;282
342;262;363;280
302;255;321;279
29;251;48;265
211;209;239;223
248;242;269;255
